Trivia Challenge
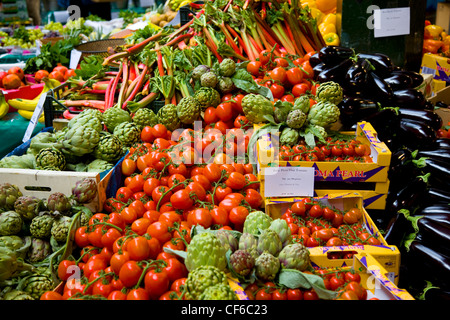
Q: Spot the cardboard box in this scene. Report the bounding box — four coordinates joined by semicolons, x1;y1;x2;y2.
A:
416;73;434;98
436;2;450;33
421;52;450;83
0;127;124;212
324;253;413;300
256;122;392;209
264;193;401;283
428;85;450;124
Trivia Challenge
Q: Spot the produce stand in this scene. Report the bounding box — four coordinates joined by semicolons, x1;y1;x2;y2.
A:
1;0;450;306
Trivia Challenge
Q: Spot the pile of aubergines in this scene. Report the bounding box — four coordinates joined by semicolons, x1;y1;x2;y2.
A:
383;142;450;299
310;46;444;152
311;46;450;300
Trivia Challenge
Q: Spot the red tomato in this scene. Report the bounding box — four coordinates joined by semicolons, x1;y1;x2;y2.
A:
229;206;249;226
144;269;170;299
291;83;310;97
270;66;287;83
247;60;262;76
286;67;304;85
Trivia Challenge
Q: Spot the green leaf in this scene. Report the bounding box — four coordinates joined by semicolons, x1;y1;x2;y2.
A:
75;55;105;80
299;129;316;148
231;68;260;93
277;269;339;300
163;247;187;260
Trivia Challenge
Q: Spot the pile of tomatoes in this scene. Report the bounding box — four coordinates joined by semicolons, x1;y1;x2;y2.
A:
278;136;374;163
41;122;265;300
280;198;382;248
34;64;76;83
244;269;371;301
246;49;318;103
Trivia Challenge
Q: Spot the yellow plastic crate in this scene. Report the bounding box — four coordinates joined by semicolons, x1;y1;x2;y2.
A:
256;121;391;209
265;192;401;284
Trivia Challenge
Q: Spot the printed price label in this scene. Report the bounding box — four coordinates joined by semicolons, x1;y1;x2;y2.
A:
22;93;47;143
263;167;314;198
373;7;410;38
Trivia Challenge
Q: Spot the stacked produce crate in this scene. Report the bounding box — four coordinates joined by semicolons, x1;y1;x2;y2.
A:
256;121;392;210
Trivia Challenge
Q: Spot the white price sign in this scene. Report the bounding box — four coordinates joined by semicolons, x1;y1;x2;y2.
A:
22;93;47;143
263;167;315;198
70;49;82;70
373;7;410;38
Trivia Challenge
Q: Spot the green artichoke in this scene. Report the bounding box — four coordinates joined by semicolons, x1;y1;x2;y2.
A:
132;107;159;130
200;71;219;88
273;101;293;123
315;81;344;105
185;232;227;272
27;132;58;157
229;249;255;277
184;265;228;300
269;219;292;247
217;77;235;94
2;290;35;300
47;192;72;215
0;183;23;211
193;86;221;110
72;178;97;204
113;122;140;147
67;112;103;132
191;65;210;81
157;103;181;131
102;106;132;132
18;274;55;300
0;235;31;259
238;232;259;260
243;211;273;236
0;211;23;236
241;93;274;124
79;207;93;227
59;126;100;157
278;243;310;271
14;196;45;221
219;58;236;77
35;147;66;171
27;238;51;263
0;154;36;169
214;229;238;253
199;283;237;300
256;228;283;257
87;159;114;173
286;109;307;129
293;95;311;114
307;100;340;128
255;251;280;281
311;124;328;139
0;247;34;281
177;96;201;125
51;215;73;243
93;133;124;162
29;213;55;239
73;108;103;122
279;127;300;147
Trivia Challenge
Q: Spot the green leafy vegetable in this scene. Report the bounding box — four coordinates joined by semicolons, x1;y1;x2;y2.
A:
74;55;105;80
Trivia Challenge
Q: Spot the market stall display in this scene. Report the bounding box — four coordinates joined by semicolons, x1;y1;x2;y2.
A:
0;0;449;302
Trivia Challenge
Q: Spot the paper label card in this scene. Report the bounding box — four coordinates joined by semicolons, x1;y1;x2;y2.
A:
22;93;47;143
69;49;82;70
373;7;410;38
264;167;315;198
